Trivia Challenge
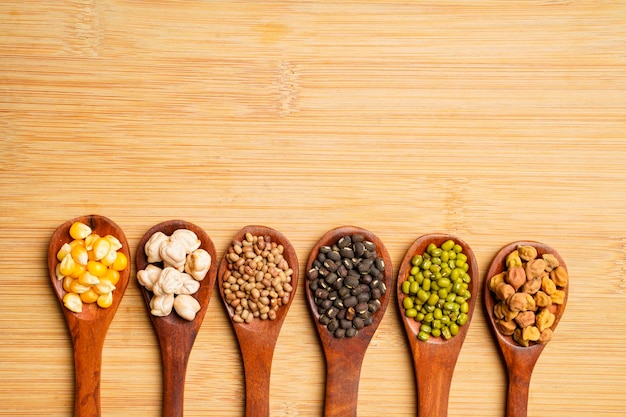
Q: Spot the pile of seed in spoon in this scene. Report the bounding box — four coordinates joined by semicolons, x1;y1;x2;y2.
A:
308;234;386;338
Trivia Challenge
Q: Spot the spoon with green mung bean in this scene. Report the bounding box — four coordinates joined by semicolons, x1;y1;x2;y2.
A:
397;233;479;417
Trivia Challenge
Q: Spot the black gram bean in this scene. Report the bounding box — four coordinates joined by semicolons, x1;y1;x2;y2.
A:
332;278;343;290
328;319;339;332
308;268;319;280
327;307;338;319
325;272;338;286
344;275;359;288
337;264;348;278
323;259;337;271
340;319;352;329
375;257;385;271
342;258;354;270
339;248;355;258
319;314;331;325
338;286;351;299
346;328;358;338
355;302;368;315
353;317;365;329
317;253;326;263
344;296;358;308
354;242;365;257
321;299;333;310
334;328;346;338
357;292;370;304
315;288;329;299
352;234;365;243
327;250;341;261
337;236;352;248
320;246;332;254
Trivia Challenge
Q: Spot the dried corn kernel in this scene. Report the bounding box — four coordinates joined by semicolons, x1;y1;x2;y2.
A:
78;271;100;286
57;243;71;262
70;263;86;279
102;269;120;286
112;252;128;271
63;276;74;293
59;254;76;276
92;238;112;261
80;288;99;304
55;264;64;280
71;244;89;266
84;233;100;251
63;292;83;313
95;280;115;295
105;235;122;251
100;248;117;267
87;260;107;277
69;239;85;249
70;279;91;294
70;222;92;240
97;292;113;308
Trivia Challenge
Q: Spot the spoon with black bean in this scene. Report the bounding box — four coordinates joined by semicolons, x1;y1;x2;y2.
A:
305;226;393;417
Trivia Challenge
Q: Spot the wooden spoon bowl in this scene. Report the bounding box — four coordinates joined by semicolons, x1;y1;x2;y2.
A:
48;214;131;417
305;226;393;417
217;225;299;417
397;233;478;417
484;241;568;417
136;220;217;417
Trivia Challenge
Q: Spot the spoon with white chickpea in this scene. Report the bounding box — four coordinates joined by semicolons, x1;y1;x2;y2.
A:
136;220;217;417
484;241;569;417
48;214;131;417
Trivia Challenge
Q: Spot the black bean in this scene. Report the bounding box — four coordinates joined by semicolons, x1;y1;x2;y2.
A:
340;319;352;329
344;296;358;308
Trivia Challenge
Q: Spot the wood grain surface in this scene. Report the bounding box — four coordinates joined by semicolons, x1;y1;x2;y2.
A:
1;1;625;416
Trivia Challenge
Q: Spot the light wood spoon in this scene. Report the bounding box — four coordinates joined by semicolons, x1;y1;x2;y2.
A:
136;220;217;417
397;234;479;417
48;214;131;417
484;241;568;417
305;226;393;417
217;225;299;417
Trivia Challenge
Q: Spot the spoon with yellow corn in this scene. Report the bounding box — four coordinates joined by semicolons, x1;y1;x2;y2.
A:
48;215;130;417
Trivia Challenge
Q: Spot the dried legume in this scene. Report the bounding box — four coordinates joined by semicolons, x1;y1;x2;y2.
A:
488;245;568;346
400;239;471;341
223;233;293;323
308;234;387;338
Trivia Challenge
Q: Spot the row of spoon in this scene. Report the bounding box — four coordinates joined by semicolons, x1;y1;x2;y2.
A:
48;215;568;417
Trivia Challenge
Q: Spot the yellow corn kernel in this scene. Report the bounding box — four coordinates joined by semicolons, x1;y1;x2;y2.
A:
104;235;123;251
102;269;120;286
95;280;115;295
57;243;71;262
71;244;89;266
70;263;86;279
80;288;99;304
59;254;76;276
84;233;100;251
100;248;117;267
87;260;107;277
55;264;65;280
92;238;112;261
63;276;75;292
69;221;92;240
97;292;113;308
63;292;83;313
112;252;128;271
78;271;100;286
69;239;85;249
70;279;91;294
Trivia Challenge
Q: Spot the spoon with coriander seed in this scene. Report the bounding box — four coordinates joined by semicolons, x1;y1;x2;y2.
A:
217;225;299;417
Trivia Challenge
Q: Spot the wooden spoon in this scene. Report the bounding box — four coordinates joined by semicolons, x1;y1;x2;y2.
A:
217;225;299;417
305;226;393;417
48;214;131;417
484;241;568;417
397;234;479;417
136;220;217;417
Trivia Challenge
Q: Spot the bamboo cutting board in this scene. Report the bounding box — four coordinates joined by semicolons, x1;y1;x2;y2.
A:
1;1;625;416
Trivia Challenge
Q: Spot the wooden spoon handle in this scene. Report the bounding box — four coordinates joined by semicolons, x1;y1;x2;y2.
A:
237;333;277;417
71;323;107;417
414;359;454;417
160;342;192;417
323;350;365;417
504;348;541;417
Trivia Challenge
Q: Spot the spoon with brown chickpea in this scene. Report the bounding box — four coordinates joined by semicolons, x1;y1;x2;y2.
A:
397;234;479;417
217;225;299;417
484;241;568;417
48;215;131;417
305;226;393;417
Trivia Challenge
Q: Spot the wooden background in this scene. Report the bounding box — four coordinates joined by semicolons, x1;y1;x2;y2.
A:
1;1;625;416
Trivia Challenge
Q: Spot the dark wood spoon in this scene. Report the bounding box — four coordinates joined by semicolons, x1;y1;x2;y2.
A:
397;234;479;417
48;214;131;417
484;241;568;417
217;225;299;417
305;226;393;417
136;220;217;417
